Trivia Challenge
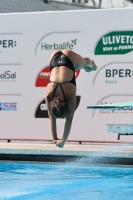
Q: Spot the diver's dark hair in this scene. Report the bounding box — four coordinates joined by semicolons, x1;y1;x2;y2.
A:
50;97;67;118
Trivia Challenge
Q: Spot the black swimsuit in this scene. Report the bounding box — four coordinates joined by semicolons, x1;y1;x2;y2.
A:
49;53;76;99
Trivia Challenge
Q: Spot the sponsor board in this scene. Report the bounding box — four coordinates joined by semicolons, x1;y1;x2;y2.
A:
0;9;133;142
0;102;17;111
93;63;133;86
35;96;81;118
35;32;80;54
0;70;16;81
0;39;17;54
41;39;77;51
105;64;133;85
95;31;133;55
35;66;50;87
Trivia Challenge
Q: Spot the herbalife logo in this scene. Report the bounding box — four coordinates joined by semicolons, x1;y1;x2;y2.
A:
41;39;77;50
95;31;133;55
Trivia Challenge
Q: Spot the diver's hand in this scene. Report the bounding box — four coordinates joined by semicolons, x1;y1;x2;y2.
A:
56;139;65;148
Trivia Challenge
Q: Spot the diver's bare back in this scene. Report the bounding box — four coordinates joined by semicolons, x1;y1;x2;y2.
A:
47;50;76;100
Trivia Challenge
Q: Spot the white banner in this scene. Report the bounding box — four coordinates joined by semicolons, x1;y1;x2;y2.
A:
0;8;133;142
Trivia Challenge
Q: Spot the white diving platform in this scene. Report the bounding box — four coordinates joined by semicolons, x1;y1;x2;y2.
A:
87;102;133;140
107;124;133;140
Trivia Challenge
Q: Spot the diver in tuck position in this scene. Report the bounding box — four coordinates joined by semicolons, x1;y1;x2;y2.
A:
45;49;97;148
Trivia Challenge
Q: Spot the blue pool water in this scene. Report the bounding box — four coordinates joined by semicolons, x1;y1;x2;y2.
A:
0;161;133;200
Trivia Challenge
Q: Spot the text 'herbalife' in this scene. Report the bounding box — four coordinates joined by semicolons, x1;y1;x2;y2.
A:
41;39;77;50
0;103;17;111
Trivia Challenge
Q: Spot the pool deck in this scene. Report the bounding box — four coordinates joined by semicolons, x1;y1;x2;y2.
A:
0;142;133;164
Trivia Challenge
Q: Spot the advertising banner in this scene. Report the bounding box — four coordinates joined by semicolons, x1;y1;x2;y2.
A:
0;8;133;142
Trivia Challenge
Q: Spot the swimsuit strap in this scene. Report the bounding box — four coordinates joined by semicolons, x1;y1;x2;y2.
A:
51;82;67;101
52;83;58;99
59;84;67;101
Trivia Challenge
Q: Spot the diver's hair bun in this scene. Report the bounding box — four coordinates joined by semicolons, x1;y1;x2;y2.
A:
50;97;67;118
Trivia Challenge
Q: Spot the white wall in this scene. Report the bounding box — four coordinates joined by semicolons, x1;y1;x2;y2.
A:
0;8;133;142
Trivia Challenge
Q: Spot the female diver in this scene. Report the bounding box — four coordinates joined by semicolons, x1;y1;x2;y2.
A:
45;49;97;148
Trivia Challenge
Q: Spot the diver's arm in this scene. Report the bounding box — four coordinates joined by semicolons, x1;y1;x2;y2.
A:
62;96;76;143
45;95;58;141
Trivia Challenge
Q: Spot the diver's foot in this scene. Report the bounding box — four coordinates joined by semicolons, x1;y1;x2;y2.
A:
91;60;97;71
56;140;65;148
